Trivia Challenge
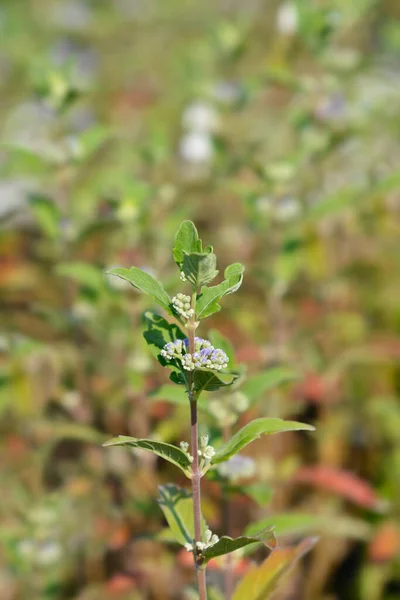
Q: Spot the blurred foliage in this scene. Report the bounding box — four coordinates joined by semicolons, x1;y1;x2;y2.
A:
0;0;400;598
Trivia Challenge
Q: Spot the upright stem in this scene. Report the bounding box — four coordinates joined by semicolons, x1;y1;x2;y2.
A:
187;291;207;600
190;398;207;600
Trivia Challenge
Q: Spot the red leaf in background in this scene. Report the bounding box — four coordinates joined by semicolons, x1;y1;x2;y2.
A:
293;466;386;511
369;522;400;562
177;549;250;574
296;372;327;404
106;574;136;595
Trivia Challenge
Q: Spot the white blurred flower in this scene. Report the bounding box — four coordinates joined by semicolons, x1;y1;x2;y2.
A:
182;101;219;133
179;131;213;164
36;541;63;566
275;196;301;222
217;455;256;482
276;2;298;36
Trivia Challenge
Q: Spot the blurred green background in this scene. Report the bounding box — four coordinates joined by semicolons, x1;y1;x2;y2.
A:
1;0;400;598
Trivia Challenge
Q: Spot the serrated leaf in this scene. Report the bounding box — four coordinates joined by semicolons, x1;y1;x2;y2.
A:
182;252;219;288
212;418;315;464
173;220;202;265
241;368;299;406
103;436;193;478
157;484;206;546
193;370;237;395
201;528;276;564
196;263;245;318
107;267;171;310
232;538;318;600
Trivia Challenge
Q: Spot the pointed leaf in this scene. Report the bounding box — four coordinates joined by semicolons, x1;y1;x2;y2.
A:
245;512;371;540
241;368;299;406
212;418;315;464
103;436;193;477
29;195;61;239
201;528;276;564
182;252;219;288
56;262;104;293
232;538;318;600
193;370;237;395
157;484;206;546
196;263;245;318
173;221;202;265
107;267;171;310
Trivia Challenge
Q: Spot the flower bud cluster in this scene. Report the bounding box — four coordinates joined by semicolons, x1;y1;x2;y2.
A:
171;293;195;322
161;337;229;372
198;434;215;469
179;441;194;463
184;528;219;553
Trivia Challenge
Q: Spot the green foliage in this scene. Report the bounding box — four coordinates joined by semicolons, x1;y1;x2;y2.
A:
232;538;318;600
108;267;171;311
212;418;315;464
193;370;237;395
157;484;206;545
201;528;276;564
196;264;245;318
173;220;202;265
103;436;193;478
182;252;219;288
142;311;186;366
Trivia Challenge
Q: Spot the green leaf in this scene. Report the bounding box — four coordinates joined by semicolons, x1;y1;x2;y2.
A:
208;330;236;366
157;484;206;545
173;220;202;265
182;252;219;288
142;311;186;367
103;436;193;478
244;484;274;507
212;418;315;464
56;262;104;293
201;528;276;564
107;267;171;311
241;368;299;406
193;370;237;395
29;195;60;239
149;384;209;413
196;263;245;318
232;538;318;600
245;512;371;541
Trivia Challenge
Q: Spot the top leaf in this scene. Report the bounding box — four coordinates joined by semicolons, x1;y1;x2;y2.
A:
182;252;219;288
107;267;171;311
173;220;202;265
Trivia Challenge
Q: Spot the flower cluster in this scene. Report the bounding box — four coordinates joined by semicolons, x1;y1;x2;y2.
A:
160;337;229;372
171;293;194;322
184;528;219;553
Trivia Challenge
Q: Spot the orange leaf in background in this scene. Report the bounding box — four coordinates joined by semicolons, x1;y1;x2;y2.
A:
108;523;131;550
106;574;136;595
294;466;386;511
232;537;318;600
369;522;400;562
296;372;327;404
